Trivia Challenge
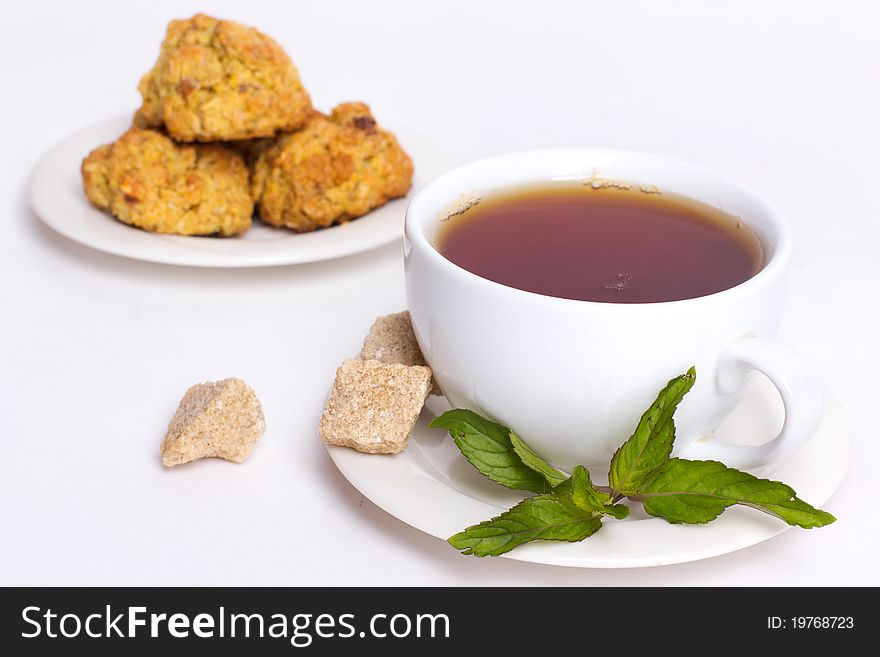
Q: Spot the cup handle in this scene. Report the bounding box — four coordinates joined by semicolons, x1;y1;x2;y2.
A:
679;336;824;470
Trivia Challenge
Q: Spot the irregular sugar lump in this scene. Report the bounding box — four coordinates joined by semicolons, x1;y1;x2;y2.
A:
161;377;266;466
360;310;439;394
319;359;432;454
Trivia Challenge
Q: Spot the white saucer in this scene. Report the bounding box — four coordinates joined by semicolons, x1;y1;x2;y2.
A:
328;376;848;568
30;115;447;268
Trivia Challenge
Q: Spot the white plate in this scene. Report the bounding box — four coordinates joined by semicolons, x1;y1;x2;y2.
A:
30;115;447;268
328;376;849;568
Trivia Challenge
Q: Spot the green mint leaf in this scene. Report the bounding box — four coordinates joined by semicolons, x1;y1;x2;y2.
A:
551;478;573;495
448;494;603;557
429;409;550;493
571;465;610;509
608;367;697;497
638;458;836;528
571;466;630;519
603;503;631;520
509;431;568;487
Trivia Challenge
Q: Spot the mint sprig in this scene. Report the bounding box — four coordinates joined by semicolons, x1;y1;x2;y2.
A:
447;495;603;557
571;465;629;519
449;465;624;557
432;367;835;557
428;409;555;493
637;458;836;528
509;431;569;488
608;367;695;498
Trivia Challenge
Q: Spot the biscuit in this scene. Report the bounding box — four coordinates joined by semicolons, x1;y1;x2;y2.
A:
360;311;439;394
135;14;312;141
82;127;253;236
161;378;266;467
251;102;414;232
319;360;431;454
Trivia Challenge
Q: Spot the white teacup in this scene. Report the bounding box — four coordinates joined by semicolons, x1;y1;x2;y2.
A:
404;149;823;472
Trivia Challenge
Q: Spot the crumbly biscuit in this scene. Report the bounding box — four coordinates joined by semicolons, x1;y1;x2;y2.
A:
161;378;266;467
135;13;312;141
82;127;253;236
319;360;431;454
251;102;413;232
228;137;274;168
360;311;439;394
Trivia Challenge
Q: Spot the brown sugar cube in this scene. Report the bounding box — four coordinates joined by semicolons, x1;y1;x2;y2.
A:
360;311;426;366
360;311;439;394
319;360;432;454
161;378;266;467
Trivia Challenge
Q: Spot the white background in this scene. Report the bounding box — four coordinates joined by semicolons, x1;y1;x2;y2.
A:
1;0;878;585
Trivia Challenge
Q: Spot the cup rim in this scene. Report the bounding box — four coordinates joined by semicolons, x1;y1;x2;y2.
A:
405;147;790;309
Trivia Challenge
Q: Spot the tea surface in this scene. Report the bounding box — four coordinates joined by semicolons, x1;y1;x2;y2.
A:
436;184;764;303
